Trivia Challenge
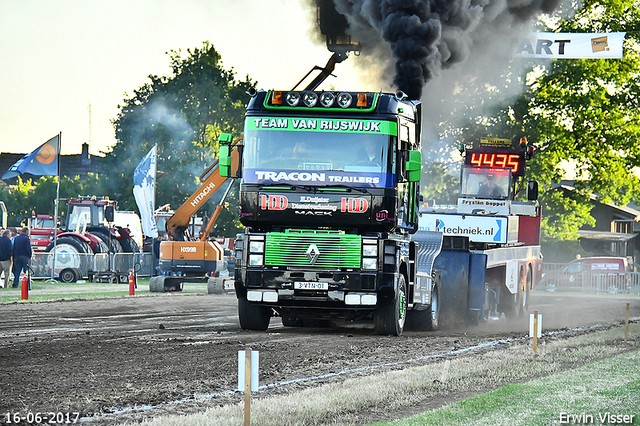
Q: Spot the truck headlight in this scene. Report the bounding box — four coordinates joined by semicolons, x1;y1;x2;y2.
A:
249;241;264;253
249;254;264;266
362;244;377;257
362;257;377;270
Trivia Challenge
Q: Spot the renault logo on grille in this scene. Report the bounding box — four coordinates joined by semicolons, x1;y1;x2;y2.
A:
306;244;320;264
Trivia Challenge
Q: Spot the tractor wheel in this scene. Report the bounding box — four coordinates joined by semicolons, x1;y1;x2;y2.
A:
91;240;110;254
92;230;123;253
374;274;407;336
129;238;140;254
238;297;271;331
46;236;91;275
46;236;88;255
118;236;136;253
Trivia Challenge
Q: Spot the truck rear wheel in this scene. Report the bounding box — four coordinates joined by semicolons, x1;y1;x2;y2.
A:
520;268;532;317
374;274;407;336
424;282;439;331
407;282;439;331
238;297;271;331
504;268;525;319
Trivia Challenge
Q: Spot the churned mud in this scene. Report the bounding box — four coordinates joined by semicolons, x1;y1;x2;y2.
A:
0;291;637;425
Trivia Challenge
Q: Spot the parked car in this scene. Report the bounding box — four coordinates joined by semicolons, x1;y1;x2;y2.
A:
541;256;630;292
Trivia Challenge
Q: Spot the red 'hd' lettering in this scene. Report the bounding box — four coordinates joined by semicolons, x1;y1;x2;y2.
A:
341;197;369;213
261;195;288;210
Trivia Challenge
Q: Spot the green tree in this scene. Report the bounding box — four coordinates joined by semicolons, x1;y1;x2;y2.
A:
421;161;459;205
0;177;32;226
0;174;109;227
521;0;640;240
105;41;254;236
432;0;640;242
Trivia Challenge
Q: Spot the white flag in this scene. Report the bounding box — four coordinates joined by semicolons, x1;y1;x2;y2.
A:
133;146;158;238
515;32;626;59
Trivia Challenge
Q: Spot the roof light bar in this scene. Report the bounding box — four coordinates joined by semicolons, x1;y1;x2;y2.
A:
320;92;335;107
286;92;300;107
303;91;318;107
337;92;352;108
265;91;376;110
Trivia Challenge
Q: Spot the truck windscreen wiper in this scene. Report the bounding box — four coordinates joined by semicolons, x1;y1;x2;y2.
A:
260;184;314;192
317;185;370;194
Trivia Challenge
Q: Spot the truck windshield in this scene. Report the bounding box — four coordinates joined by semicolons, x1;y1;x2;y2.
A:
460;167;511;199
243;129;392;174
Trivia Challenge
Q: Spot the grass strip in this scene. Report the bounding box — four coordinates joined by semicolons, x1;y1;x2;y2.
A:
0;279;209;304
375;349;640;426
123;324;639;426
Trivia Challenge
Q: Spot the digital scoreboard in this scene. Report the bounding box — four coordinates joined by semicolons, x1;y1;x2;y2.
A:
464;149;526;177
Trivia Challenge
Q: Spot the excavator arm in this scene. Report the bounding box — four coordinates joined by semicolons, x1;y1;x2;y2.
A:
166;140;241;241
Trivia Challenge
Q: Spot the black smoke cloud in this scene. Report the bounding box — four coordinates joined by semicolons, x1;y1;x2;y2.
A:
323;0;564;99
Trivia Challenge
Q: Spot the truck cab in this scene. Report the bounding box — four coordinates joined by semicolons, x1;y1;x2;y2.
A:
229;88;426;335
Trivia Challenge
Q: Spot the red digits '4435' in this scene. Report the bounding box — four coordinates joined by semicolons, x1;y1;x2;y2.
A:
468;152;520;174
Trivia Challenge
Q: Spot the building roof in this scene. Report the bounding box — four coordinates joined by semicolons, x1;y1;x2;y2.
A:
576;230;637;241
553;181;640;220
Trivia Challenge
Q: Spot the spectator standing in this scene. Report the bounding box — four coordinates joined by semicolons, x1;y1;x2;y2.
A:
0;229;12;288
12;227;32;288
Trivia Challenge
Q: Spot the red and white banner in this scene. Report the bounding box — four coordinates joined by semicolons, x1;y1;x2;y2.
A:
515;32;626;59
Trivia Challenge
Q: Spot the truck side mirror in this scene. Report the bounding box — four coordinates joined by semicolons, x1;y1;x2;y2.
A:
527;181;538;201
105;205;115;222
218;133;233;177
406;150;422;182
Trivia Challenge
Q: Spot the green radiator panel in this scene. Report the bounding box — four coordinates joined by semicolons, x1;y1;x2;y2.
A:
265;230;362;268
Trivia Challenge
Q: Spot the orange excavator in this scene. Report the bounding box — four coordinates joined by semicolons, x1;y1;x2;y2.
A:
149;134;241;292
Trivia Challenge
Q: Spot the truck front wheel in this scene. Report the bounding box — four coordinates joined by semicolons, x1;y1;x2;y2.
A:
374;274;407;336
238;297;271;331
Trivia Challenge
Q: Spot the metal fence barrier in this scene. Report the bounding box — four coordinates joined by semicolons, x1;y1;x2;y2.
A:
25;252;157;281
539;263;640;294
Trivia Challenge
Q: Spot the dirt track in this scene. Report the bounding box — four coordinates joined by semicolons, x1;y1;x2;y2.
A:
0;291;638;425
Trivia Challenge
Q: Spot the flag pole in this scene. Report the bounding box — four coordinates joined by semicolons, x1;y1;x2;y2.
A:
151;143;158;276
50;132;61;283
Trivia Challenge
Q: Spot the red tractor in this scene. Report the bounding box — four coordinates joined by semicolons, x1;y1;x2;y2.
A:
27;214;61;253
45;196;139;282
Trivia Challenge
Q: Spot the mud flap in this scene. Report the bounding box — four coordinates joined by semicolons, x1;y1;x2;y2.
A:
467;252;488;322
412;231;443;305
433;240;487;327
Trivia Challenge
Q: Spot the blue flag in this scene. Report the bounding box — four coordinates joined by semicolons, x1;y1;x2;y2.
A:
133;146;158;238
2;134;60;180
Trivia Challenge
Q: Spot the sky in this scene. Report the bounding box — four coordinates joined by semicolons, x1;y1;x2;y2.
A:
0;0;365;156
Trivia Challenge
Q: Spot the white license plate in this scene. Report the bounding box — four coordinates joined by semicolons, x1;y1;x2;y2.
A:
294;281;329;291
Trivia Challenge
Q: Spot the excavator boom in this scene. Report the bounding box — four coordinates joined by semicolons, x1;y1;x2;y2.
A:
151;138;241;293
166;146;240;240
